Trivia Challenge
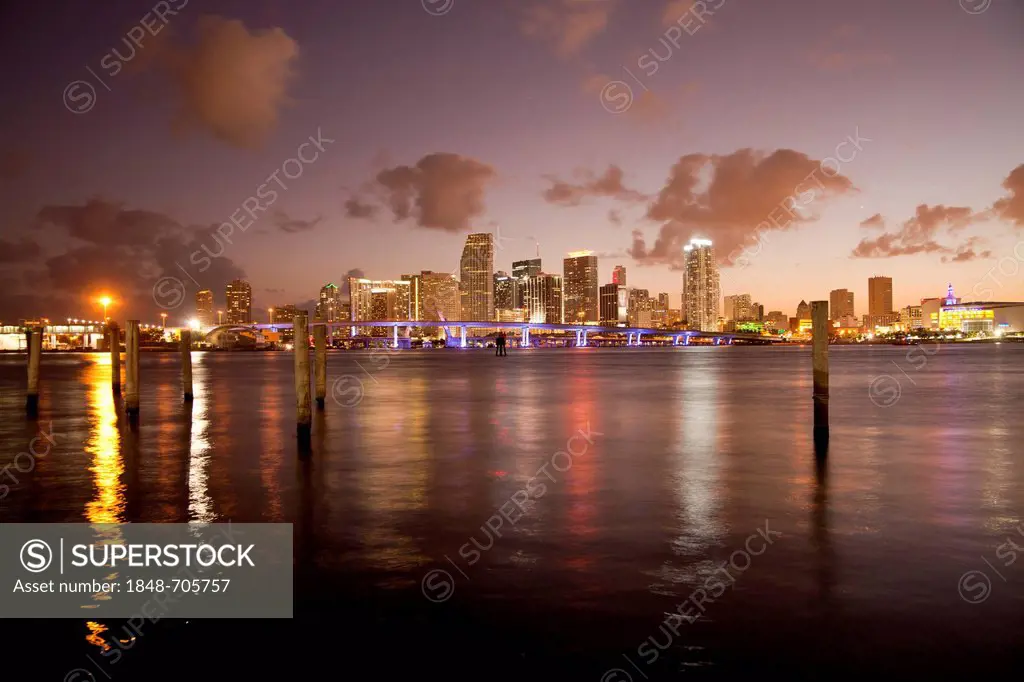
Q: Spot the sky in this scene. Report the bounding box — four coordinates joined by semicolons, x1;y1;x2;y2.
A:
1;0;1023;324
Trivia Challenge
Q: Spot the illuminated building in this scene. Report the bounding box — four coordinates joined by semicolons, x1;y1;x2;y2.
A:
225;279;252;324
765;310;788;331
195;290;214;327
460;233;494;321
829;288;854;321
563;250;599;325
271;303;302;342
724;293;753;322
868;276;894;316
628;288;652;327
612;264;627;286
316;283;342;321
494;271;516;319
683;238;719;332
599;283;627;325
524;273;562;324
900;305;923;330
349;278;411;321
796;299;811;320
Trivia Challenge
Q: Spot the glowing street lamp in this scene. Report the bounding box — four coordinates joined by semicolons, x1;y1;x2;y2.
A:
188;318;201;331
97;296;113;321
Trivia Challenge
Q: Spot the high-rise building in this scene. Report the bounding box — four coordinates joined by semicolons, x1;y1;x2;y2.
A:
349;278;411;321
195;290;214;327
524;273;562;324
829;288;855;321
612;265;627;287
724;294;753;322
868;276;894;316
796;300;811;320
404;271;460;322
494;271;516;317
765;310;788;331
563;251;599;325
600;283;627;325
460;233;494;321
225;279;252;324
316;283;342;321
628;288;653;327
683;238;720;332
752;302;764;321
900;305;924;330
512;258;542;309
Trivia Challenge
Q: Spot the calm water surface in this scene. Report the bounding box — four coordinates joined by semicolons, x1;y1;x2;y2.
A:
1;345;1023;679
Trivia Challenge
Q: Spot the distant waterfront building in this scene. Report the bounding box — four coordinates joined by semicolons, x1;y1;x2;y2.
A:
765;310;788;331
563;251;599;325
195;290;214;327
460;233;494;321
829;288;855;321
408;271;461;322
512;258;542;309
316;283;342;321
612;265;627;287
724;293;753;322
494;271;516;318
225;279;252;324
900;305;924;330
868;276;894;316
599;283;627;325
683;238;720;332
628;288;652;328
349;278;411;321
752;302;764;321
524;273;563;324
795;299;811;320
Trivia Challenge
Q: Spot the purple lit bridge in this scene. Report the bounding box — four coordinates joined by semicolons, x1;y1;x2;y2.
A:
206;320;778;347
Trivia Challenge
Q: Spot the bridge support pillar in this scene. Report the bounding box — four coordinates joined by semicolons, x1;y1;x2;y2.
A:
636;332;642;346
521;326;530;347
582;330;588;346
684;335;690;346
674;335;679;345
109;322;121;392
576;329;582;346
626;332;632;346
461;326;467;348
393;325;399;349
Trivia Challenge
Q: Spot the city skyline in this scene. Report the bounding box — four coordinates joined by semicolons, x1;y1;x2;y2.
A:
1;1;1023;323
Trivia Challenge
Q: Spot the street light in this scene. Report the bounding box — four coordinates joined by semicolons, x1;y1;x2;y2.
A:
97;296;113;321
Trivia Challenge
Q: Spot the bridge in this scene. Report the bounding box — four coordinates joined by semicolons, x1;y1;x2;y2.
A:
203;320;777;347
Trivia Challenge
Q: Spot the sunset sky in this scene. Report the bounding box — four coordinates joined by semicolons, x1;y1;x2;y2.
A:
1;0;1022;323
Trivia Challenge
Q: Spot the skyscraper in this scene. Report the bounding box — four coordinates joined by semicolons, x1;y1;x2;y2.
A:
494;271;516;316
460;233;494;320
868;276;894;316
563;251;599;325
524;273;562;324
349;278;411;321
829;288;855;321
723;293;752;322
599;283;627;325
316;283;342;321
683;238;720;332
612;264;627;286
225;279;252;324
796;300;811;320
195;290;214;327
628;288;652;327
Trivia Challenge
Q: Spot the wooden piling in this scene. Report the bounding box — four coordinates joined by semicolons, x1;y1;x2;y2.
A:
125;320;140;418
294;313;312;446
109;322;121;391
313;324;327;410
26;327;41;414
180;329;193;401
811;301;829;440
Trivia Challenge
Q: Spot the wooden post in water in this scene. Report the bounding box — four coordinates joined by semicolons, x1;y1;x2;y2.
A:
313;324;327;410
811;301;829;442
294;313;312;447
26;327;41;414
180;329;193;401
109;322;121;392
125;320;141;419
